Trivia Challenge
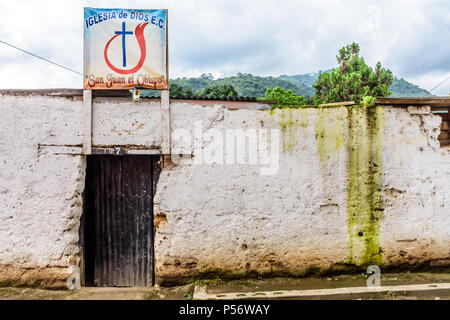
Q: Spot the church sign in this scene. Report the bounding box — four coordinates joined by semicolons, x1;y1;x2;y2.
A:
83;8;168;90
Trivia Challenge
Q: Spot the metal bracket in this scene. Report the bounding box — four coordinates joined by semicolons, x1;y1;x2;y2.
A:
132;88;141;102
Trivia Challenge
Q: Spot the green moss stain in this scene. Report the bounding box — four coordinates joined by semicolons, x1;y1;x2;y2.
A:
265;108;310;153
279;109;297;153
346;106;384;267
314;108;346;172
266;108;276;117
298;108;309;128
310;105;384;266
298;108;310;139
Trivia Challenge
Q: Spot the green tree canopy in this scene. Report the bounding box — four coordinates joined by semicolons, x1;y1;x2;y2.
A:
169;83;194;98
195;83;239;99
261;87;306;106
313;42;393;104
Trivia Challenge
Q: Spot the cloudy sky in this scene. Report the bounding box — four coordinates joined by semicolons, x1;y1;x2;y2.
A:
0;0;449;95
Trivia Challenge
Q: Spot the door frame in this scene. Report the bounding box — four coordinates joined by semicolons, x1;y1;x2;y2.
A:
79;154;161;287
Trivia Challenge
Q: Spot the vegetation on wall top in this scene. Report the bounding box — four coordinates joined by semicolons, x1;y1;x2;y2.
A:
313;42;393;104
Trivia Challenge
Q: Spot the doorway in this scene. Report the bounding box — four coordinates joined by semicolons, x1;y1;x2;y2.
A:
80;155;161;287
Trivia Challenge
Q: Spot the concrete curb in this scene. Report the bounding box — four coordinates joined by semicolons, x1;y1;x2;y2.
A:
193;283;450;300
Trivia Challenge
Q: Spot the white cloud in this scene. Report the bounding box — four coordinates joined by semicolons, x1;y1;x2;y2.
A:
407;71;450;96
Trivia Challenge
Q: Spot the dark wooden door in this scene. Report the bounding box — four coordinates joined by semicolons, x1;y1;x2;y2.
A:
81;155;159;287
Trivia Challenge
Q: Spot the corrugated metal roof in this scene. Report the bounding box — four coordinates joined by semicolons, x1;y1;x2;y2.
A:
0;89;275;103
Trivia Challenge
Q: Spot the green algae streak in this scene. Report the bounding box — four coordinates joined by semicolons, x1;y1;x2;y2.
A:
346;106;384;266
267;108;310;153
265;105;384;267
315;108;346;172
312;105;384;266
279;110;296;153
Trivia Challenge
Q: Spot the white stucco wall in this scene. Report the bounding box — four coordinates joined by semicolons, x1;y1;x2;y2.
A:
0;92;448;287
381;107;450;266
0;93;161;287
0;94;85;287
154;103;450;283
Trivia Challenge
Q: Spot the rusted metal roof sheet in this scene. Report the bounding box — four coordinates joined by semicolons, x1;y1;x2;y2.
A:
0;89;275;103
377;97;450;107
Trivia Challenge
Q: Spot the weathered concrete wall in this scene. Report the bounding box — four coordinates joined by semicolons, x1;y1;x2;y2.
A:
154;104;450;284
381;107;450;267
0;92;449;287
0;93;161;287
92;97;161;148
0;95;83;287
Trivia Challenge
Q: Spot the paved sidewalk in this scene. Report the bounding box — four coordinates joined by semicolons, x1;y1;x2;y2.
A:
192;272;450;300
0;272;449;300
193;282;450;300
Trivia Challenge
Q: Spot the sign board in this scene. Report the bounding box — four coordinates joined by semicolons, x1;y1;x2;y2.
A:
83;8;168;90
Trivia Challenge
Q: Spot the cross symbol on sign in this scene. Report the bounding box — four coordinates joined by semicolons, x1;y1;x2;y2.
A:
115;22;134;67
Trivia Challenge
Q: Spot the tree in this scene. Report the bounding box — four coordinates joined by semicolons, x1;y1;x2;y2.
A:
169;83;194;98
195;83;238;99
261;87;306;106
313;42;393;104
200;73;214;81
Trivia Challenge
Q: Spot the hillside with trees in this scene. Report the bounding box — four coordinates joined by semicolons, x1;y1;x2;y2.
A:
141;43;432;101
169;73;312;97
141;72;431;99
389;77;432;97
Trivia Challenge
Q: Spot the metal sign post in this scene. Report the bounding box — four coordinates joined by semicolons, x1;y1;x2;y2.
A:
161;9;170;156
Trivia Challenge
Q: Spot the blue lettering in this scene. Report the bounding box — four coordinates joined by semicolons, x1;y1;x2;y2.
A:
85;10;161;28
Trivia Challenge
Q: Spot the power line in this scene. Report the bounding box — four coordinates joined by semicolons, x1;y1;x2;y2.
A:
0;39;82;75
429;73;450;93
